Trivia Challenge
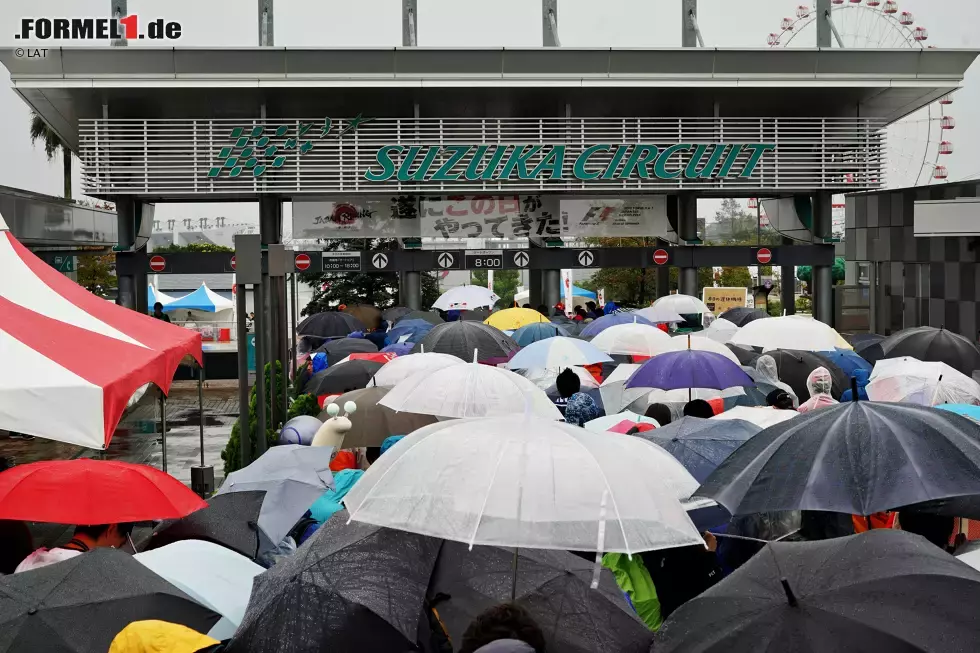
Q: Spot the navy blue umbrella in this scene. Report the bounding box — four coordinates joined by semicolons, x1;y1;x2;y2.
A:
386;319;434;345
511;321;569;346
815;348;872;379
580;312;655;338
626;350;755;391
638;416;761;482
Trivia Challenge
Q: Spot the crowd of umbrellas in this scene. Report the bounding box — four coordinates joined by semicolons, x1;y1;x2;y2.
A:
6;284;980;652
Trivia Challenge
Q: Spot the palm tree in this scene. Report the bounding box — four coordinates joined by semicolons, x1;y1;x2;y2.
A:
29;112;72;200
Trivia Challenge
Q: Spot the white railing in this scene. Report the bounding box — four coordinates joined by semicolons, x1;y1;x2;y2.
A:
79;116;886;195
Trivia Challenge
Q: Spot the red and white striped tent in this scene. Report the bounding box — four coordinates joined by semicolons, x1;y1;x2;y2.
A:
0;212;202;449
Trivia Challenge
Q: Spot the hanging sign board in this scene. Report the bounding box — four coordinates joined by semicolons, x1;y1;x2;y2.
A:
702;287;748;315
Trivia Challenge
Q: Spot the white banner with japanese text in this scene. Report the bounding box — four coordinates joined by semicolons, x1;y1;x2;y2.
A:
293;194;675;240
292;196;421;239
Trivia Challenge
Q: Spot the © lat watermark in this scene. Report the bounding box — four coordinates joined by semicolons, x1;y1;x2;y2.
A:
15;16;182;41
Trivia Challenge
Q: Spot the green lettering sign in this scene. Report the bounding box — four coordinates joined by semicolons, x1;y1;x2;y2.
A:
362;143;776;183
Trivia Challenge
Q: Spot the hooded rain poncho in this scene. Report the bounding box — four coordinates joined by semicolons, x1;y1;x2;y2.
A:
754;355;800;408
798;366;839;413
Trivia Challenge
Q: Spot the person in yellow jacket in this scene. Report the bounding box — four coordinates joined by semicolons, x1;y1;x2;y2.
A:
108;620;221;653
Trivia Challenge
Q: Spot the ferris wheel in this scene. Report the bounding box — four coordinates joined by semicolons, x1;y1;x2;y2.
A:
767;1;955;189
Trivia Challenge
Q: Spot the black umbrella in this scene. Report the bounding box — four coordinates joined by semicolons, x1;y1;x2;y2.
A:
0;548;219;652
765;349;849;400
845;332;885;348
306;360;384;396
227;511;441;653
655;529;980;652
429;542;653;653
726;343;761;367
411;321;519;362
313;338;379;365
875;326;980;376
296;312;365;340
719;307;769;327
395;310;443;326
145;490;265;560
638;416;761;483
383;306;412;323
697;400;980;516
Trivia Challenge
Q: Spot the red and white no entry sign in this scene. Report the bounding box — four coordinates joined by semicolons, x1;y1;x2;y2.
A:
230;255;236;270
653;249;669;265
756;248;773;265
294;253;312;271
148;255;166;272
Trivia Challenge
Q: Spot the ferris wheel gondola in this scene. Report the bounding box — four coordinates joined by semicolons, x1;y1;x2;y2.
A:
768;1;955;189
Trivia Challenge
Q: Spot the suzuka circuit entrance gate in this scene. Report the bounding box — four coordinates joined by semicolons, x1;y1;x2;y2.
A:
5;0;974;466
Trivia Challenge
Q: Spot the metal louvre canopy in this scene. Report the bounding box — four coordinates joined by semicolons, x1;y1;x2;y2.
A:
80;116;885;197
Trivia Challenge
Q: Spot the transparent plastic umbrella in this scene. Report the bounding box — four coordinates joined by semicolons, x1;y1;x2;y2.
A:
666;334;742;364
634;305;686;324
343;416;704;554
506;336;612;370
730;315;852;352
371;352;465;388
711;406;798;429
867;357;980;407
701;318;741;344
522;366;600;392
589;323;674;357
652;294;711;315
379;360;562;420
432;284;500;311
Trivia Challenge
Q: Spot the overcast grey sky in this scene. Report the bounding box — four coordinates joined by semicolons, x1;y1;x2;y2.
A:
0;0;977;227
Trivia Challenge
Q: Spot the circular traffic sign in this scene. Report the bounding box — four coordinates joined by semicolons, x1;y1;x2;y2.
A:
757;248;773;265
149;255;166;272
294;253;312;271
230;255;236;270
653;249;669;265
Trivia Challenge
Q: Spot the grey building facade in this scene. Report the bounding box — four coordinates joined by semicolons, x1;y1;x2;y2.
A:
846;180;980;340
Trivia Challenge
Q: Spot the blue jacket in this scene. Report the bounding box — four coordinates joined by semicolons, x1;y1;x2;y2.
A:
840;368;870;402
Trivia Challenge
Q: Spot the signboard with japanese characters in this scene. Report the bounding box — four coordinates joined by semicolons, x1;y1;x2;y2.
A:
420;195;558;240
561;196;675;240
701;287;748;315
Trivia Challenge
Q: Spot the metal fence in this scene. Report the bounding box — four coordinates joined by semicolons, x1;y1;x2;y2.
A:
79;116;886;196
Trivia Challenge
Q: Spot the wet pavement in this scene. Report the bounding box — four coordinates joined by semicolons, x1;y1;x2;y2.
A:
0;381;241;548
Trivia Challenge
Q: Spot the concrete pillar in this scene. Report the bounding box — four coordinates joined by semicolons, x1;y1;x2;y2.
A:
259;197;283;390
543;269;561;312
655;238;670;299
681;0;698;48
542;0;558;47
677;193;698;297
812;192;834;325
528;270;543;309
816;0;832;48
258;0;274;46
780;236;796;315
403;0;417;46
403;271;421;310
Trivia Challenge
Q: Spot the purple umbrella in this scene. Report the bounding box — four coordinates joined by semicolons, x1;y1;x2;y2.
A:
381;342;414;356
625;350;754;391
579;313;655;338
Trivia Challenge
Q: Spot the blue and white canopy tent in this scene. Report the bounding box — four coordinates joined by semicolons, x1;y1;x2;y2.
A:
164;283;234;313
147;285;181;310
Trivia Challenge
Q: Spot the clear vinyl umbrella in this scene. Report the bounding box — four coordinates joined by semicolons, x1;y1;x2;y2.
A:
589;323;674;357
867;357;980;407
379;359;562;420
699;318;740;344
730;315;852;352
505;336;612;370
432;284;500;311
370;352;465;388
652;293;711;315
666;334;742;364
343;415;704;554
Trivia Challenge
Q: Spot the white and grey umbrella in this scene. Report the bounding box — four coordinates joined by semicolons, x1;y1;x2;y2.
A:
215;445;335;557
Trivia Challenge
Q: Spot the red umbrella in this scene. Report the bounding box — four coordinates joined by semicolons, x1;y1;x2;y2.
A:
348;352;397;364
0;459;207;524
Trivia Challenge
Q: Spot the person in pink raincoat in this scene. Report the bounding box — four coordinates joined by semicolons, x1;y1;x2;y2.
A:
797;366;839;413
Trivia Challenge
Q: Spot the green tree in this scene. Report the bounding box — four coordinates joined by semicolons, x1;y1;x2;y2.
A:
30;112;72;200
298;239;440;315
718;267;752;289
470;269;521;308
154;242;234;253
221;360;285;476
797;257;846;292
77;253;116;297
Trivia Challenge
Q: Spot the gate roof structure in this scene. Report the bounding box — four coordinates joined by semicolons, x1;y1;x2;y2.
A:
2;46;976;153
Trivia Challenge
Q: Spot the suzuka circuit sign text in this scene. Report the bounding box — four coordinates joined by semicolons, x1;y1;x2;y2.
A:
364;143;775;183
